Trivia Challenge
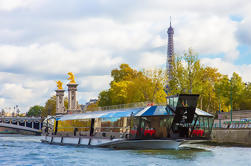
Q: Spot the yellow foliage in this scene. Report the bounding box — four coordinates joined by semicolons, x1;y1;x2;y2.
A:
98;64;167;106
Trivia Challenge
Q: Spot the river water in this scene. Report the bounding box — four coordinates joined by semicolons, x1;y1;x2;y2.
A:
0;135;251;166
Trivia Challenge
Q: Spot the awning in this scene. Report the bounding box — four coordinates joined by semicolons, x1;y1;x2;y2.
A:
58;107;143;121
135;106;174;116
195;108;214;117
58;106;172;121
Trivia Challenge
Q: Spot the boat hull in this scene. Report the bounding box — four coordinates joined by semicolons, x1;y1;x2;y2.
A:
41;136;183;150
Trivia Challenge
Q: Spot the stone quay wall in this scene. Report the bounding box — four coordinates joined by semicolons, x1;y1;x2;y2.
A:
211;128;251;146
0;127;38;135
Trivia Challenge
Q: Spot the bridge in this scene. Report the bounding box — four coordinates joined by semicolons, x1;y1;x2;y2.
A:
0;117;43;135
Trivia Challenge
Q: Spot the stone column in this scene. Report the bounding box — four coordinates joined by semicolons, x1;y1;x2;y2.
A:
32;121;34;129
55;89;65;115
67;83;78;113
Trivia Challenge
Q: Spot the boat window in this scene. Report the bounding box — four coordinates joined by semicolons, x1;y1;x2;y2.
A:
168;97;178;110
192;116;214;138
100;117;124;132
130;116;174;139
208;117;214;131
173;97;178;109
177;95;198;108
57;119;91;136
165;106;173;115
169;98;173;107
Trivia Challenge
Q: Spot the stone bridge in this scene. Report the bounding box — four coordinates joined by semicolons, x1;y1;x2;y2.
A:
0;117;43;135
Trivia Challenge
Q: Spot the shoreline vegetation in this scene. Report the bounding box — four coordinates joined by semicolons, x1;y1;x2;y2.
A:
27;49;251;117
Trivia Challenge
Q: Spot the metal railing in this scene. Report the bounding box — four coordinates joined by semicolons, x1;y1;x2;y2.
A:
85;101;166;112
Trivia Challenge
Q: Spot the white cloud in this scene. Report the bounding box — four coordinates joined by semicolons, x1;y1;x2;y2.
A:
68;19;151;50
175;16;239;61
0;43;122;75
0;83;32;103
0;0;43;11
0;0;250;113
78;91;99;104
79;75;112;92
0;98;5;106
201;58;251;82
138;52;166;69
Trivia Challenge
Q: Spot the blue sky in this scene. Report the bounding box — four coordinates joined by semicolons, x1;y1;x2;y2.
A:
0;0;251;113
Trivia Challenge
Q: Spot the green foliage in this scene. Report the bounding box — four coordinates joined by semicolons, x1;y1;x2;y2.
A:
169;48;251;112
169;49;222;112
239;83;251;109
98;64;167;106
26;105;44;117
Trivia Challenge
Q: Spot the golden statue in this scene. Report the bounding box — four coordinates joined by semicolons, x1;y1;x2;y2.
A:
67;72;76;84
56;81;63;90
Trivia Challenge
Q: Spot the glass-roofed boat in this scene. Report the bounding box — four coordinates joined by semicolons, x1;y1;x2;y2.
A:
41;94;214;149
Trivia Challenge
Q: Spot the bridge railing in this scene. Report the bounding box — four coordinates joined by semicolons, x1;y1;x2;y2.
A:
0;116;43;130
85;101;167;112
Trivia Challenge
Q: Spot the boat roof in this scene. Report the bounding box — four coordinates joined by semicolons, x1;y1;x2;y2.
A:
195;108;214;117
58;106;213;121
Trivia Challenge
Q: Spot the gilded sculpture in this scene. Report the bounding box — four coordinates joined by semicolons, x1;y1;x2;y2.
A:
67;72;76;84
56;81;63;90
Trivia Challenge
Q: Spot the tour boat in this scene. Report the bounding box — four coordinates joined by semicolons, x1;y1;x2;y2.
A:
41;94;214;149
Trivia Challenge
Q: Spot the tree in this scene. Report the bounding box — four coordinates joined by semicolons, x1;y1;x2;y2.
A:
239;82;251;109
85;102;99;111
42;96;68;117
169;49;222;113
98;52;251;113
98;64;167;107
98;90;112;106
230;72;246;110
26;105;44;117
215;72;248;111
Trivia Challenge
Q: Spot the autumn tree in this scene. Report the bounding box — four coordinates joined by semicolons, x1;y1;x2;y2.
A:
42;96;68;117
98;64;167;106
169;49;222;113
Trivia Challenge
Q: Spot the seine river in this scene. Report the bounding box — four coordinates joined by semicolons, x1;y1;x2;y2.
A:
0;135;251;166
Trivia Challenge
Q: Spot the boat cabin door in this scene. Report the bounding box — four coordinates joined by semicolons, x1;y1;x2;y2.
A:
168;94;199;138
90;118;95;136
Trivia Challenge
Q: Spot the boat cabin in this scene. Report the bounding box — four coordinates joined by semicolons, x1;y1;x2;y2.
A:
49;94;214;141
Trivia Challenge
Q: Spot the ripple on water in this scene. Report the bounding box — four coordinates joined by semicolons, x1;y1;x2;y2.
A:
1;136;251;166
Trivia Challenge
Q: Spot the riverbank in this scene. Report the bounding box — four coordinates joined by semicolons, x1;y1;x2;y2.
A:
210;128;251;146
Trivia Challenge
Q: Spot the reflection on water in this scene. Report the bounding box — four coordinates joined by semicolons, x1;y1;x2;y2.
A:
0;135;251;166
135;147;212;160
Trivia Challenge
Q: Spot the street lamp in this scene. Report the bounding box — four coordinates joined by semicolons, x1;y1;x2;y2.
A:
218;98;221;128
216;88;222;128
229;78;233;122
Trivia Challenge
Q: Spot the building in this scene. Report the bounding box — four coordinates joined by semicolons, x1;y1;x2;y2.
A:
80;99;98;112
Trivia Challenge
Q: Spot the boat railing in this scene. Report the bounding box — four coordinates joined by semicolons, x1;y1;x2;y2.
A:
85;101;166;112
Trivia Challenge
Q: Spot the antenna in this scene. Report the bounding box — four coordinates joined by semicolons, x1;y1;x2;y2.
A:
170;16;172;27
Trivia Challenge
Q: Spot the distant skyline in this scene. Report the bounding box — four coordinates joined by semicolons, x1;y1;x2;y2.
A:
0;0;250;112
